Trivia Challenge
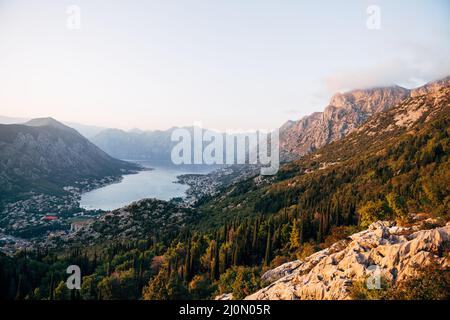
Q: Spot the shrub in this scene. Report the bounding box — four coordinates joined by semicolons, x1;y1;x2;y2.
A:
217;266;261;300
188;274;216;300
350;261;449;300
358;200;392;228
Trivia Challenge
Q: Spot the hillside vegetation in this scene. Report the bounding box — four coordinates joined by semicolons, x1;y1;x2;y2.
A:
0;84;448;300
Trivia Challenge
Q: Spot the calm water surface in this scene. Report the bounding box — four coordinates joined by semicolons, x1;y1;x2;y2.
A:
80;161;213;211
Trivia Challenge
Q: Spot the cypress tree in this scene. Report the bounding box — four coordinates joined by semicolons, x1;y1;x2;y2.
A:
212;241;220;280
264;228;271;266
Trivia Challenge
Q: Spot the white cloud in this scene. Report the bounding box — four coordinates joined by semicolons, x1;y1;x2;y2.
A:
323;42;450;92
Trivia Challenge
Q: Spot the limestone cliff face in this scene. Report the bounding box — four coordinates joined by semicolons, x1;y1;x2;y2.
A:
280;77;450;156
245;217;450;300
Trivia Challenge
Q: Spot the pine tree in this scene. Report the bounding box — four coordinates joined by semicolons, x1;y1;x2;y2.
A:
212;241;220;280
15;274;22;300
264;229;271;266
184;240;191;281
49;272;55;300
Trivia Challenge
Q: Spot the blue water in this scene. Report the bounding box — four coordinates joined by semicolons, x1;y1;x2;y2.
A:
79;161;213;211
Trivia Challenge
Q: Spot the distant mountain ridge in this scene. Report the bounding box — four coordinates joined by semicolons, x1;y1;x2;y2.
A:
280;76;450;156
0;115;106;139
91;77;450;164
0;117;139;201
91;127;175;164
91;127;256;166
25;117;78;132
2;77;448;167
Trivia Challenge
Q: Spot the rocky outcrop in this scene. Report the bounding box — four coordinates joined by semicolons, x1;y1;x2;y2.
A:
215;293;233;300
280;77;450;156
245;218;450;300
410;76;450;98
260;260;304;284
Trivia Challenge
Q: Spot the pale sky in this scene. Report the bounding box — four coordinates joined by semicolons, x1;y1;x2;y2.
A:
0;0;449;131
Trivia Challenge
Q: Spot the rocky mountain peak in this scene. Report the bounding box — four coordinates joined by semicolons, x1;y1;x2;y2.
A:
25;117;76;133
411;76;450;98
328;86;410;113
280;77;448;157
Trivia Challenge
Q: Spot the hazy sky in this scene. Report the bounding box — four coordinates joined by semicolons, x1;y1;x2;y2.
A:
0;0;449;131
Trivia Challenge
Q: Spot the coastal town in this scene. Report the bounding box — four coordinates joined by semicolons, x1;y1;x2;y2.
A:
176;164;267;205
0;176;121;254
